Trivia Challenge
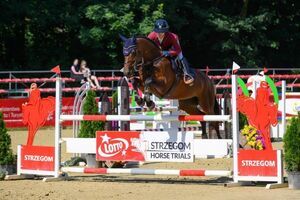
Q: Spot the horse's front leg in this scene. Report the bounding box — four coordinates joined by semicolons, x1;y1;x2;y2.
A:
131;78;145;107
144;77;155;110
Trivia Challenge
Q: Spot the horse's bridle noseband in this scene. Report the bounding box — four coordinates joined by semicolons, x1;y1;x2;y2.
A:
124;47;165;79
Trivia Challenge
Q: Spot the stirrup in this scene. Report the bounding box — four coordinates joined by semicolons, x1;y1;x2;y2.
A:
184;74;194;85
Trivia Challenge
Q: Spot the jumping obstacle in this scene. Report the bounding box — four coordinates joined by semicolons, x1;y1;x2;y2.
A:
61;167;232;177
130;106;178;112
60;114;231;122
10;75;285;189
118;79;232;158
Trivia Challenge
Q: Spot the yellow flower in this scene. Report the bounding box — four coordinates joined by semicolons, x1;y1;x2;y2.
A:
241;125;264;150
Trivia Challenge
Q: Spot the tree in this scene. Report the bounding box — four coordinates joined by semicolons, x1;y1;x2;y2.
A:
0;1;299;69
79;90;104;138
79;0;165;68
0;112;14;165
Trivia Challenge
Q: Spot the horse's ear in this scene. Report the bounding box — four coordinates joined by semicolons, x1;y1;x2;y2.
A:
119;34;128;42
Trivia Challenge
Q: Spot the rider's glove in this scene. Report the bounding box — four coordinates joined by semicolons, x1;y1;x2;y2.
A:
162;51;170;57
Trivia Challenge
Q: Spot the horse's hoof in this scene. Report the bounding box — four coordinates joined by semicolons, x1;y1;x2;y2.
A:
135;96;145;107
201;134;208;139
146;101;155;110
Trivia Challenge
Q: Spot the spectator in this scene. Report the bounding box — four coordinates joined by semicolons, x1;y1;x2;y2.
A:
80;60;101;89
70;58;84;83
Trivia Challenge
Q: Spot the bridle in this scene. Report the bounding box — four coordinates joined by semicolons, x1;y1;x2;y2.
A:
124;46;164;78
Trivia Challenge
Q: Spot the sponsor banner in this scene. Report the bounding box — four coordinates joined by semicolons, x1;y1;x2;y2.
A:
238;150;278;177
21;145;55;171
0;97;74;127
96;131;194;162
96;131;145;161
279;98;300;116
0;98;26;127
142;131;194;162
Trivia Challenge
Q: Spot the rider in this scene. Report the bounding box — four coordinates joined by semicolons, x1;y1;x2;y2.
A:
148;19;195;84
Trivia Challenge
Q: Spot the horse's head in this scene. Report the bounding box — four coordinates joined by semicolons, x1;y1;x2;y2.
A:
120;34;143;78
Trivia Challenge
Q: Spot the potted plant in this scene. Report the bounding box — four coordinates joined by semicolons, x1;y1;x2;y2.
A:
0;112;16;179
78;90;104;167
283;112;300;189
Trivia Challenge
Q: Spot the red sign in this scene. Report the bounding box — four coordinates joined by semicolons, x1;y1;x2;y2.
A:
0;97;74;127
238;150;278;177
21;145;55;171
96;131;145;162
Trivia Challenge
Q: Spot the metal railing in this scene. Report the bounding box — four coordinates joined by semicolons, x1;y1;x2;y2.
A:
0;68;299;97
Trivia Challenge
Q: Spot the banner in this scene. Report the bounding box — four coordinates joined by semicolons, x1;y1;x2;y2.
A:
96;131;145;161
238;150;279;177
96;131;194;162
142;131;194;162
0;97;74;127
20;145;55;172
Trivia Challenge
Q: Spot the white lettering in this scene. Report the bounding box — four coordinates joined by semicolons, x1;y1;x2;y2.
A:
24;155;53;162
241;160;276;167
0;107;20;112
104;142;123;153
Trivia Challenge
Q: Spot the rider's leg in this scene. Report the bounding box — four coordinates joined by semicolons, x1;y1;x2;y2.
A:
178;53;195;84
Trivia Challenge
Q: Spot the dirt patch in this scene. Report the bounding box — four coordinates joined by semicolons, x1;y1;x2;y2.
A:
1;128;299;200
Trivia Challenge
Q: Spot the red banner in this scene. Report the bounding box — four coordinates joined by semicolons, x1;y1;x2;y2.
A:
20;145;55;171
0;97;74;127
238;150;278;177
96;131;145;162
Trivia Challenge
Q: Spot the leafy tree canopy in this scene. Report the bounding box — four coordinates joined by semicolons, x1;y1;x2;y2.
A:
0;0;299;70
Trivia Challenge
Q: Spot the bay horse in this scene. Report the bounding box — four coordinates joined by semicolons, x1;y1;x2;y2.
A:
120;35;221;139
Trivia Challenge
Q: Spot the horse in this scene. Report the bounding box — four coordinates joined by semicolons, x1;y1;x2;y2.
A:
120;35;221;139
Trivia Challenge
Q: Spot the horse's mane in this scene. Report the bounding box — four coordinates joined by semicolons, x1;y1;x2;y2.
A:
135;36;161;51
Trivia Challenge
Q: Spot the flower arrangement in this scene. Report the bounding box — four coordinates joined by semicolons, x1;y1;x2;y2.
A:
241;125;265;150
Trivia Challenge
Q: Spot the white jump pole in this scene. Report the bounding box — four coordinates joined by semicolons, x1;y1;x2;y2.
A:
60;114;231;122
231;75;239;183
54;76;62;178
61;167;232;177
281;80;286;137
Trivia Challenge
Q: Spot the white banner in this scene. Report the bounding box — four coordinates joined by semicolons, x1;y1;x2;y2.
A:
141;131;194;162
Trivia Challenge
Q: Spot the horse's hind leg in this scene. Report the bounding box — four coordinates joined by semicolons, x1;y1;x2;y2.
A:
212;98;222;139
197;96;222;139
200;122;208;139
178;98;208;139
210;122;221;139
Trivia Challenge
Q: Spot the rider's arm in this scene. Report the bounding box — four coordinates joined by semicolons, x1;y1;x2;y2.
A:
147;32;156;40
167;33;182;57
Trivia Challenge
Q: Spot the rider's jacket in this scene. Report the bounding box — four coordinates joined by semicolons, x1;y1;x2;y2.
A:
147;32;182;57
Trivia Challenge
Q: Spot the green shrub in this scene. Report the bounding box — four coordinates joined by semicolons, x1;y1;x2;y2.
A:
111;91;118;114
0;112;15;165
239;113;248;131
283;112;300;172
79;90;104;138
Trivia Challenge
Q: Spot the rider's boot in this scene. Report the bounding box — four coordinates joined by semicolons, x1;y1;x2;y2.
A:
180;57;195;85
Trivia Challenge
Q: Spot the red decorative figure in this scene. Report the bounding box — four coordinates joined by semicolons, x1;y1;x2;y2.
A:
237;81;278;150
22;83;55;146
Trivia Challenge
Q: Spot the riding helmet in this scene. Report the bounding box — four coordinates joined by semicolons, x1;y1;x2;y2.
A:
154;19;169;33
